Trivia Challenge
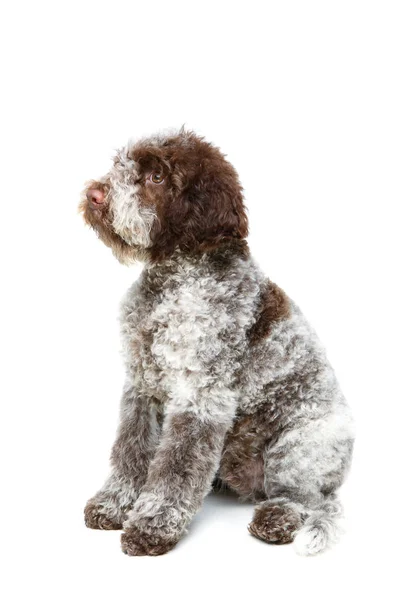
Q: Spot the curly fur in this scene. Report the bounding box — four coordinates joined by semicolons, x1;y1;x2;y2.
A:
80;129;354;556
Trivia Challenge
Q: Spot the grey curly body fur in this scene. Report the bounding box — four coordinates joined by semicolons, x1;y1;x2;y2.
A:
82;131;354;556
85;244;353;556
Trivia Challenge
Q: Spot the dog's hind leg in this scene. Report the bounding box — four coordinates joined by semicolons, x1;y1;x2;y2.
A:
248;415;354;554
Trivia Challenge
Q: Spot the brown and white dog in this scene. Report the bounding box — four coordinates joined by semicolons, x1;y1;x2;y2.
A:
80;129;354;556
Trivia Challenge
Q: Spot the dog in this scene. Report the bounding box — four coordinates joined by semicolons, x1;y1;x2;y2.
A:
80;129;354;556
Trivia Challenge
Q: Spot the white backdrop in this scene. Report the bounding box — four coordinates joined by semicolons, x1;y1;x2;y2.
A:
1;1;399;598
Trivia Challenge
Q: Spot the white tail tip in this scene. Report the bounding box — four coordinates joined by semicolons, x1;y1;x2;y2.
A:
294;507;343;556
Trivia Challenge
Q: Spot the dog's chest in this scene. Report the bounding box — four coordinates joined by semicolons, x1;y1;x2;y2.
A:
119;259;257;403
121;282;169;399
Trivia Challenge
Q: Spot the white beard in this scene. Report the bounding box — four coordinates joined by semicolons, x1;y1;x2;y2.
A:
109;154;157;248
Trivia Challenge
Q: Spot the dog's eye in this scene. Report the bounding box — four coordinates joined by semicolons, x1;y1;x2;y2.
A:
151;173;164;184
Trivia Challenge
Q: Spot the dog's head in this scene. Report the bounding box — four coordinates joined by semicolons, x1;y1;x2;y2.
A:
80;130;248;263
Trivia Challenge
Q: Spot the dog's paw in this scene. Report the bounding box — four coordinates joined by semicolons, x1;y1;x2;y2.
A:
84;500;122;530
121;524;178;556
248;503;302;544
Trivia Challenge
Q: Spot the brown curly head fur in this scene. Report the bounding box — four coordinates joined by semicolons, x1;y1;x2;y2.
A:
80;129;248;263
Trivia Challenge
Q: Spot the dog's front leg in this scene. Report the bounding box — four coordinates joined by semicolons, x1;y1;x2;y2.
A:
84;381;161;530
121;399;234;556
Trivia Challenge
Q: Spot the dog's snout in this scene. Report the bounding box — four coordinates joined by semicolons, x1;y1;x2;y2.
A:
87;188;105;206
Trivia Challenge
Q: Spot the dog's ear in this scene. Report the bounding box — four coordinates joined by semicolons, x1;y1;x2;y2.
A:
182;162;248;247
149;145;248;261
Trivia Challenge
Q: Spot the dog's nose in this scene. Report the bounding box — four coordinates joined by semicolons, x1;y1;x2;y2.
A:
87;188;105;205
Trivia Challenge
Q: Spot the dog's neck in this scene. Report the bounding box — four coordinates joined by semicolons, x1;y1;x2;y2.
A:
142;238;250;287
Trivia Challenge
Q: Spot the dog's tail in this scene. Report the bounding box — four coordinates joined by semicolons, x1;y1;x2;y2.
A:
293;496;344;556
